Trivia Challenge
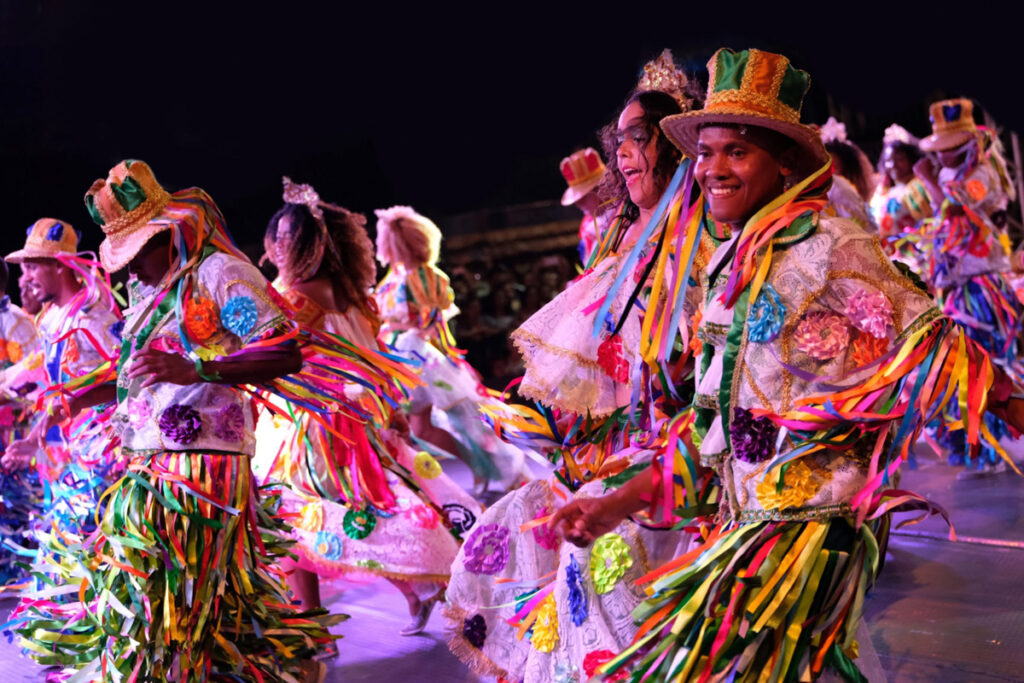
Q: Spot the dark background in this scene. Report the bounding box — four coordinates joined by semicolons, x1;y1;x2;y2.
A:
2;1;1020;257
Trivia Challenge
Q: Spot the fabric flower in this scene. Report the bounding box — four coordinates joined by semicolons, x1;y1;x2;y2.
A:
63;337;80;364
553;661;580;683
213;403;245;442
755;459;819;511
158;404;202;444
313;531;344;561
442;503;476;536
747;283;786;343
596;334;629;383
531;506;560;551
127;398;152;430
343;508;377;539
584;650;629;682
413;451;442;479
462;523;511;575
408;504;440;529
6;340;23;364
566;555;588;626
590;533;632;594
730;407;779;464
794;311;850;360
966;178;988;202
109;320;125;341
185;297;220;343
850;329;888;367
46;222;64;241
531;593;559;653
843;289;893;339
296;501;324;532
220;296;259;338
463;614;487;649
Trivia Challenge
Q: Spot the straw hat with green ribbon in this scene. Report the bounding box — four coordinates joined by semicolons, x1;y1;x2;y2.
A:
660;48;827;168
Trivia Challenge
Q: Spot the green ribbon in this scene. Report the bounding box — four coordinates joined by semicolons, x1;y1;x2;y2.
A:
117;293;175;402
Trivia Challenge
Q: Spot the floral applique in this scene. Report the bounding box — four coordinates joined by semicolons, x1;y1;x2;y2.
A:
966;178;988;203
566;555;588;626
185;297;220;343
843;289;892;339
462;614;487;649
127;398;152;430
413;451;442;479
531;506;560;551
158;403;202;444
531;593;559;653
343;508;376;540
313;531;344;561
747;283;786;343
442;503;476;536
5;341;22;364
462;523;511;575
221;295;259;337
584;650;629;682
850;329;888;367
794;311;850;360
755;460;819;511
597;333;629;382
590;533;632;594
406;504;440;529
731;407;779;464
213;403;245;442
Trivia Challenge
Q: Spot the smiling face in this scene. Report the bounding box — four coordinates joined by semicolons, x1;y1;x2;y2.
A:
695;125;793;230
19;259;63;304
615;100;664;211
883;145;915;184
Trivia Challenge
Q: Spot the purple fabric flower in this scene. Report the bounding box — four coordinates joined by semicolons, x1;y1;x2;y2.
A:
730;407;779;464
463;614;487;649
566;555;588;626
213;403;245;442
158;404;202;445
462;523;511;575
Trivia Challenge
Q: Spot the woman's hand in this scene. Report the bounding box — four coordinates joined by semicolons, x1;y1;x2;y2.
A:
549;491;631;548
127;348;199;388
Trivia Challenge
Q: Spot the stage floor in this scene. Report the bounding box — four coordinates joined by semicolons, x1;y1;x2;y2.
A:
3;446;1023;682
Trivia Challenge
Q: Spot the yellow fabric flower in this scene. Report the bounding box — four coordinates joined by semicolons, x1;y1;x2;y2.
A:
755;460;819;511
195;344;229;362
530;593;559;653
297;500;324;532
413;451;442;479
6;340;23;364
24;350;43;370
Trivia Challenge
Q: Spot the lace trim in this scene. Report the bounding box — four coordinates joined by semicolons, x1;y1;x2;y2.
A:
734;501;853;523
442;603;511;681
511;328;603;371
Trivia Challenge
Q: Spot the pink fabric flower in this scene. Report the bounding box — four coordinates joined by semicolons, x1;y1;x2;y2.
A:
127;398;152;430
794;311;850;361
531;506;560;551
406;504;439;529
843;289;893;339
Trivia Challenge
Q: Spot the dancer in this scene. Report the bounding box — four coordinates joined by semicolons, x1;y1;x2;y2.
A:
256;177;481;636
374;205;533;495
445;49;708;683
2;218;122;537
915;98;1022;472
9;161;338;682
818;117;877;230
551;48;1024;682
870;124;934;274
559;147;608;264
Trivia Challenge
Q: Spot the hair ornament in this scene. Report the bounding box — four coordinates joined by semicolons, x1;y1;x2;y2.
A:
636;49;692;111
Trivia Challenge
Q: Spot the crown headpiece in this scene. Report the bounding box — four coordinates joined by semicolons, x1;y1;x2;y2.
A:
282;176;324;221
819;116;848;144
883;123;920;148
637;49;692;110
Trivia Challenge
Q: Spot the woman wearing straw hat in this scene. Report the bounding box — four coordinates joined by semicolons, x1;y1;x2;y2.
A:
548;48;1024;682
8;161;341;682
914;98;1023;473
255;178;482;638
444;50;711;683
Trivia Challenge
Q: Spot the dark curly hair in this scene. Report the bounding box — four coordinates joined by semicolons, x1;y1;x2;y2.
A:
265;202;377;316
825;139;876;201
878;141;923;190
598;90;686;226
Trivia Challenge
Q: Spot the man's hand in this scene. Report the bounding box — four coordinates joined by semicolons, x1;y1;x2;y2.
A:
127;348;199;388
548;494;629;548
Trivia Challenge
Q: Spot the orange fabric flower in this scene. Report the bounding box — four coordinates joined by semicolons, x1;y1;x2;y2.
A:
6;340;23;364
850;329;888;367
966;178;988;203
185;297;220;343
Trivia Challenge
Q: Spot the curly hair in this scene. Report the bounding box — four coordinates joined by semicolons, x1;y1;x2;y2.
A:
264;202;376;313
374;206;442;268
877;141;923;190
597;90;687;226
825;139;877;201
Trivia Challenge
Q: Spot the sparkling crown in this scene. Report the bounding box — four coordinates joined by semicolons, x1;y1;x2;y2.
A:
637;49;692;110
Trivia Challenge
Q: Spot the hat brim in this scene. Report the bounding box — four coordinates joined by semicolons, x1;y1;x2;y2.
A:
661;109;828;169
919;129;975;152
560;175;603;206
5;248;66;264
99;221;173;272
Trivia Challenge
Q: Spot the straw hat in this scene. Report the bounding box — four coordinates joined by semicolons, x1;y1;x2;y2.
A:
5;218;80;263
84;160;173;272
559;148;606;206
920;98;978;152
660;48;827;168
